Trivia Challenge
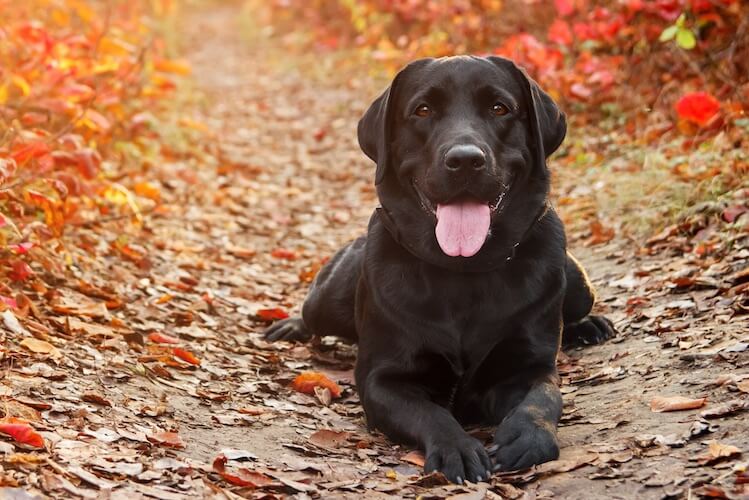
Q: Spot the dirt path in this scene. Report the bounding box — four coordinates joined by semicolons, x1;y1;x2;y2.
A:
6;5;748;500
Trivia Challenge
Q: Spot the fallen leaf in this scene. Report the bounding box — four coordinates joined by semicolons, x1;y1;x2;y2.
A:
0;420;44;448
650;395;706;412
256;308;289;321
212;454;276;487
82;392;112;407
148;332;180;344
19;338;62;359
695;442;742;465
700;400;749;419
401;450;425;467
172;347;200;366
271;248;297;260
148;431;185;449
291;371;341;398
308;429;350;449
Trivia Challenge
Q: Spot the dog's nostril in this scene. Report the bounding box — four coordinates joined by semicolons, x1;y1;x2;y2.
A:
445;145;486;172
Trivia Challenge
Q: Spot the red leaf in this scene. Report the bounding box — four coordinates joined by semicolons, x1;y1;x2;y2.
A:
257;308;289;321
548;19;573;46
0;296;18;308
555;0;575;16
149;332;180;344
0;421;44;448
271;248;298;260
212;455;275;487
9;260;33;282
675;92;720;126
8;242;35;255
722;205;747;223
10;141;51;165
291;371;342;398
172;347;200;366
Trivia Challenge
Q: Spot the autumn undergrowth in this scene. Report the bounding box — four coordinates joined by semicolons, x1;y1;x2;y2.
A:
0;0;208;307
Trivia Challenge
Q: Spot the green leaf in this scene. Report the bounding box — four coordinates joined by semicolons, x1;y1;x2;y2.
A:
659;25;678;42
676;29;696;50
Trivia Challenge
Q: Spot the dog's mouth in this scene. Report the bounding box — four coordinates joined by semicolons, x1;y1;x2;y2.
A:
412;180;510;258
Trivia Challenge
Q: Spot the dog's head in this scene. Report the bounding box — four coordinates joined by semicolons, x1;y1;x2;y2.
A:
358;56;566;268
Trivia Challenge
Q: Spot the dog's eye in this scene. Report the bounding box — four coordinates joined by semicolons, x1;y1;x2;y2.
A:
414;104;432;117
492;102;510;116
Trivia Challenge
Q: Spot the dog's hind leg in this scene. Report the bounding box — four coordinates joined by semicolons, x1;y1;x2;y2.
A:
262;237;364;343
561;252;616;347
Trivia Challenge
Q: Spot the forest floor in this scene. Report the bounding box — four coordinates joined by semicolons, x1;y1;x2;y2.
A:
3;4;748;500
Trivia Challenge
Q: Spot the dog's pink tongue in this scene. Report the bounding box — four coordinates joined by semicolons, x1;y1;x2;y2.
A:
435;201;491;257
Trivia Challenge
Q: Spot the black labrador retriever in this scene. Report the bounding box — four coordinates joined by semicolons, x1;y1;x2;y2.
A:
263;56;615;484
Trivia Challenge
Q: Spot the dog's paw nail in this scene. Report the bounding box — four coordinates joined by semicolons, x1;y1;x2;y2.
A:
487;444;499;453
475;474;483;482
493;463;503;472
486;469;492;478
456;476;463;485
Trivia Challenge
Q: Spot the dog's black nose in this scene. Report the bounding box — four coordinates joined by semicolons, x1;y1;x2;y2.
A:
444;145;486;171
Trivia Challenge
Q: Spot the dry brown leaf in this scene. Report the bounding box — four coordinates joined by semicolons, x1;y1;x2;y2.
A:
19;338;62;359
148;431;185;449
82;392;112;407
650;395;706;412
696;442;742;465
308;429;350;449
401;450;425;467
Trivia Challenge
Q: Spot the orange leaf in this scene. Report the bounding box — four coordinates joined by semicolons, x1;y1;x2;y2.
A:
291;371;341;398
650;395;707;412
148;431;184;449
153;58;192;75
212;455;275;487
271;248;297;260
149;332;180;344
0;421;44;448
256;308;289;321
134;181;161;201
172;347;200;366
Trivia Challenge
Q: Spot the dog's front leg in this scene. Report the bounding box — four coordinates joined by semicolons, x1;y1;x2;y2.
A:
489;373;563;471
360;366;493;484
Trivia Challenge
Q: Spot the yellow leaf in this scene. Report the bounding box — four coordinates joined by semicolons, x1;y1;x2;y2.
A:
99;37;136;56
11;75;31;97
0;85;7;105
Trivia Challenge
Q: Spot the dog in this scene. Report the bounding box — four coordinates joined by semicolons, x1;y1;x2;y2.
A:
263;55;615;484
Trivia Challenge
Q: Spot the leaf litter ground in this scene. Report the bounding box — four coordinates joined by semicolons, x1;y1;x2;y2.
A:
2;5;748;500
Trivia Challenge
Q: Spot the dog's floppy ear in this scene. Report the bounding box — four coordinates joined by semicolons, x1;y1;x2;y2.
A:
486;56;567;159
358;58;433;184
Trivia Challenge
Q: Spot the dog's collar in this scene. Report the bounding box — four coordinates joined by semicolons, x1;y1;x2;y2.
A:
376;201;551;270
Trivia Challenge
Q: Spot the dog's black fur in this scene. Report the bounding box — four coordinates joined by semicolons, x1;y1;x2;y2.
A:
263;56;615;483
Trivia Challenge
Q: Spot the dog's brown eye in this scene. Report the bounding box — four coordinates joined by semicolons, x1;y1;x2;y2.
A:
414;104;432;117
492;103;509;116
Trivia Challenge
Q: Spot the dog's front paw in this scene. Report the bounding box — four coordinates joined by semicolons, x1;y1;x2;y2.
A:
562;314;616;347
491;410;559;471
262;317;312;342
424;435;493;484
